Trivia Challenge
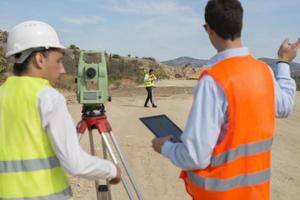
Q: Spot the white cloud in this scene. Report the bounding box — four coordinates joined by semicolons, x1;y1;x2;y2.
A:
62;16;105;25
101;0;196;17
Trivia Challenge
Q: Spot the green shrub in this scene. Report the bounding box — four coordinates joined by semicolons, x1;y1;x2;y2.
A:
142;57;156;62
112;54;121;59
69;44;80;50
0;55;8;73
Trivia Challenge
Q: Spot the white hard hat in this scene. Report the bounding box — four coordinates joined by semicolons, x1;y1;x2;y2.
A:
6;20;65;57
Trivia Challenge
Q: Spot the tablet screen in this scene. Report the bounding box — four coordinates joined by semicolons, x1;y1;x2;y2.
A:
140;114;182;142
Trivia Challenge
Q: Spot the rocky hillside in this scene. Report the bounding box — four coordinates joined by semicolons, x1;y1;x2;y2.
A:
0;31;8;73
0;30;202;89
161;55;300;90
2;29;297;90
162;56;300;76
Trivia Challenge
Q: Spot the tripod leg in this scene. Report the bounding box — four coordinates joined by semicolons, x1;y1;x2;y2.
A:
88;130;96;155
78;133;82;141
102;138;112;200
108;132;144;200
89;130;107;200
101;133;136;200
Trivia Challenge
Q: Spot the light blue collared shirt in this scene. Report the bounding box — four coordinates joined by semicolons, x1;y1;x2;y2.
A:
162;47;296;170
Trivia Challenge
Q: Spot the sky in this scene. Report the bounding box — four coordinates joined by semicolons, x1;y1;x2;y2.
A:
0;0;299;62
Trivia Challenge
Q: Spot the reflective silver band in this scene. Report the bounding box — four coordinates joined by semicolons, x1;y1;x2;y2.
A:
188;169;270;191
0;156;60;172
211;138;273;166
0;187;72;200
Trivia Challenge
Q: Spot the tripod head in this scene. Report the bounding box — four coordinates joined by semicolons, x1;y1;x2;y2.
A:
77;103;111;133
81;104;106;117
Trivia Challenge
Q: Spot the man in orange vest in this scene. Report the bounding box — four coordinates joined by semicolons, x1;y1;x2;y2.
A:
152;0;300;199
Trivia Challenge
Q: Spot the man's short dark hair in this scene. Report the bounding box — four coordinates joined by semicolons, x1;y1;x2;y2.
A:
13;48;52;76
205;0;243;40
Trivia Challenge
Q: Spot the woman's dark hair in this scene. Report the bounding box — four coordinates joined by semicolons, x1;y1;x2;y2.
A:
13;48;51;76
205;0;243;40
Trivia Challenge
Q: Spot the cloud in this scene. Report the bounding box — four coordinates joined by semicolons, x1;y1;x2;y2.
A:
101;0;196;17
62;16;105;25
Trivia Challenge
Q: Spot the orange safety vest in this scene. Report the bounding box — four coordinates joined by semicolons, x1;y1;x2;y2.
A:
180;55;275;200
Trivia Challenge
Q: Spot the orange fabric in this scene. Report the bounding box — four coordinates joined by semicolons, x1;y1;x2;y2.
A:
181;55;275;199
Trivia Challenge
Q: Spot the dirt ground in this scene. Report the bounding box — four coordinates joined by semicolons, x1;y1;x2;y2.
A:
65;80;300;200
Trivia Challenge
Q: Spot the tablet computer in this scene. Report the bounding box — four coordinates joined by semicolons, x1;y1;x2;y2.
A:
140;114;182;142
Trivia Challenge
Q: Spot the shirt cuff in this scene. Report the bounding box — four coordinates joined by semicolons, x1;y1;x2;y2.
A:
161;141;174;158
107;161;117;180
276;62;291;77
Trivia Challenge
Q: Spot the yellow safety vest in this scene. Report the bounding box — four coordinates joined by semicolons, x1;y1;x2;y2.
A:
0;76;72;199
144;73;155;87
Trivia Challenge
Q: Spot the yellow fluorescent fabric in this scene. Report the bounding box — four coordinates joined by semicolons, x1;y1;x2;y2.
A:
0;76;71;199
144;74;154;87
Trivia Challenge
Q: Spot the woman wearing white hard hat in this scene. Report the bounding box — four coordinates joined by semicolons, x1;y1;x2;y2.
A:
0;21;121;199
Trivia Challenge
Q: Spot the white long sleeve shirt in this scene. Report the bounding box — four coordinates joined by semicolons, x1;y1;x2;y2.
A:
162;47;296;170
38;88;116;180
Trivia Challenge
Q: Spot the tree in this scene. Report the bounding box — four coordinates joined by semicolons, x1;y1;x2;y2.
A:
69;44;80;50
112;54;121;59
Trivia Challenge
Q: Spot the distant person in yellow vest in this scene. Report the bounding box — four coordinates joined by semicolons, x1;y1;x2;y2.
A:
152;0;300;199
0;21;121;200
144;69;157;108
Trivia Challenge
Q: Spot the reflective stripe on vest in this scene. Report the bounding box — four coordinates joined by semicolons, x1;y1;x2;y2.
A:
0;187;72;200
0;156;60;173
211;138;273;167
187;169;270;192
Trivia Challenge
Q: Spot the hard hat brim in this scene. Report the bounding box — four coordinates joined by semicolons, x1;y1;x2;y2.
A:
6;44;66;57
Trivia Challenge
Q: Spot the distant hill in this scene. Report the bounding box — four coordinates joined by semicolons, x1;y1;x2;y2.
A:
161;56;208;67
162;56;300;77
259;58;300;76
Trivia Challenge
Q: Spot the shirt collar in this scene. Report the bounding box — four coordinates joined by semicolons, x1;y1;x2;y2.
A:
206;47;250;68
